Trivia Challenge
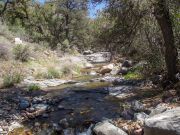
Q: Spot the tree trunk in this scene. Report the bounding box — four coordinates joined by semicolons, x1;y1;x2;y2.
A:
154;0;178;81
65;1;69;41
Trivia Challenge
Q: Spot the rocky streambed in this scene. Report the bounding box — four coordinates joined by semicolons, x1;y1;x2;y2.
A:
0;52;179;135
0;73;144;135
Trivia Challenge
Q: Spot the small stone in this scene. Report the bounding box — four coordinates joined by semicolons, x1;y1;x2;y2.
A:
122;60;132;68
119;67;129;75
53;123;63;133
85;63;94;69
58;105;64;110
134;112;149;123
134;125;143;135
59;118;69;128
33;104;49;112
63;128;75;135
0;127;3;132
35;122;40;127
27;107;35;113
121;109;134;120
19;99;30;110
131;100;144;112
42;113;49;118
89;71;97;76
32;97;43;104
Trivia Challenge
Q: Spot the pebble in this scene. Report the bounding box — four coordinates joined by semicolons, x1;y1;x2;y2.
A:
0;127;3;132
35;122;40;127
19;99;30;110
59;118;69;128
58;105;64;110
42;113;49;118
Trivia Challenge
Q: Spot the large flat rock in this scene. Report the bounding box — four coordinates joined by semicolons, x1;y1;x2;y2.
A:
93;121;128;135
144;107;180;135
85;52;111;63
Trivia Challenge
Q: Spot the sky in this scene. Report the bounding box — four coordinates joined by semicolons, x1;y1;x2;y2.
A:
88;2;106;18
38;0;105;18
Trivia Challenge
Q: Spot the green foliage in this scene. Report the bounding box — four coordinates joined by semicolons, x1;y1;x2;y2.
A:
3;72;23;88
28;84;40;91
124;71;142;80
13;44;30;62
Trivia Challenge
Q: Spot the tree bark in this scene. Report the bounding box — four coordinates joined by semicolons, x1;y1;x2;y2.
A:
154;0;178;81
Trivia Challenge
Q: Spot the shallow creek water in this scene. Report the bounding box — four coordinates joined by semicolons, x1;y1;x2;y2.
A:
10;70;134;135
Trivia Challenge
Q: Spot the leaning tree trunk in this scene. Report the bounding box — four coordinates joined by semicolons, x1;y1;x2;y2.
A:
154;0;178;81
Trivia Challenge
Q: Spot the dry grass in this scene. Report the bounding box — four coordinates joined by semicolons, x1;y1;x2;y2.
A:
0;22;88;82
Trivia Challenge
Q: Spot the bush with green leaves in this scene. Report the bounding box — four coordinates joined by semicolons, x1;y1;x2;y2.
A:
13;44;30;62
28;84;41;91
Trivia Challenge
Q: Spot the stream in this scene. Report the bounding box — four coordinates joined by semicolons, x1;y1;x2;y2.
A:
6;63;143;135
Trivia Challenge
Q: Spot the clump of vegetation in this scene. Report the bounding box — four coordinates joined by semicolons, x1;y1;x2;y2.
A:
47;67;60;79
0;45;10;60
124;71;142;80
0;61;25;88
123;64;143;80
3;73;23;87
13;44;30;62
28;84;41;91
61;65;72;76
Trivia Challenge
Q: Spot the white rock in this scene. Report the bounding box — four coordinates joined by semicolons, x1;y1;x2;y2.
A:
144;107;180;135
93;121;128;135
14;37;23;45
100;64;114;75
85;63;94;69
134;112;149;123
89;71;97;76
9;122;23;132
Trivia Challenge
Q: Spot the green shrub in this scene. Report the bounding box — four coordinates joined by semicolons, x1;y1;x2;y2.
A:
28;84;41;91
3;72;23;87
47;67;60;79
13;44;30;62
124;71;142;80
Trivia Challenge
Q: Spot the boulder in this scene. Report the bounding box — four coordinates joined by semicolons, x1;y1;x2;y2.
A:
14;37;23;45
93;121;128;135
59;118;69;128
85;52;111;63
131;100;144;112
19;99;30;110
83;50;93;55
100;64;114;75
85;63;94;69
89;71;97;76
144;107;180;135
33;104;49;112
63;128;75;135
121;109;134;120
119;67;129;75
122;60;132;68
134;112;149;123
110;66;121;75
149;103;168;116
9;122;23;132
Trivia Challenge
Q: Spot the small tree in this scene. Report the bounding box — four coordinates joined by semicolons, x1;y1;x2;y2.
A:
153;0;178;81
